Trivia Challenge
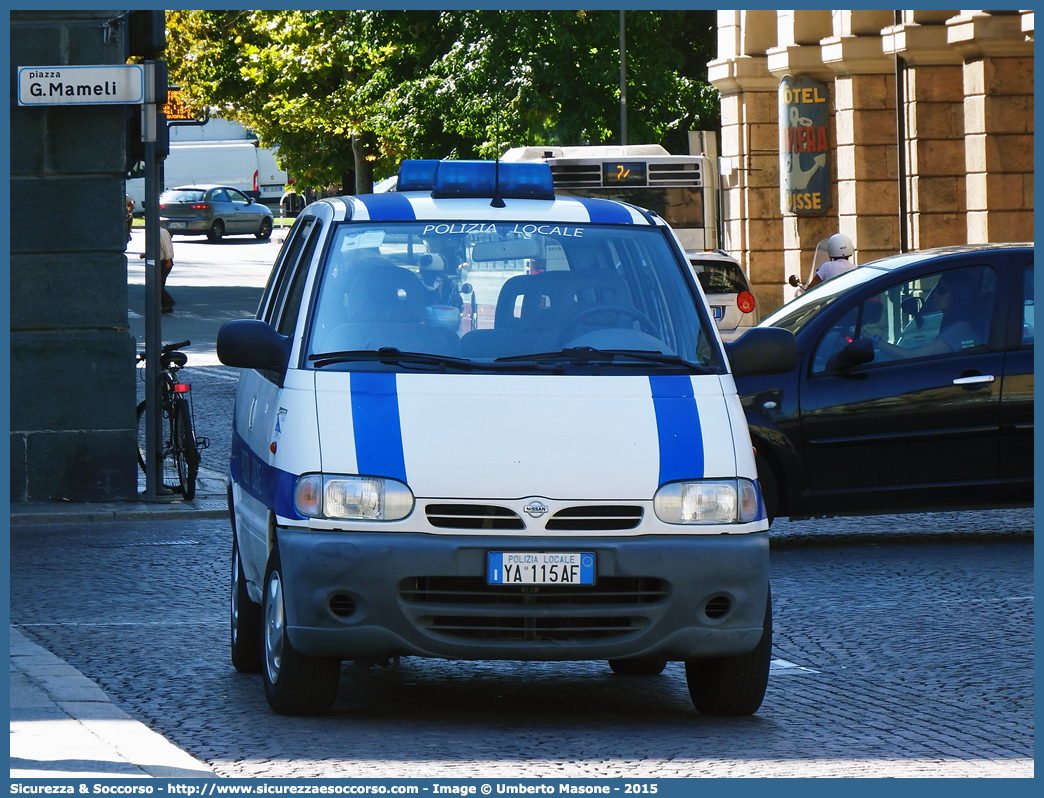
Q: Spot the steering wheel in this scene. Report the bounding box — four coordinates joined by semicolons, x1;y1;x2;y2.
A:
557;304;659;347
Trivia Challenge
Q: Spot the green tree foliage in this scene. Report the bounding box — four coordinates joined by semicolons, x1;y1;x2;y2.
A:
166;10;719;191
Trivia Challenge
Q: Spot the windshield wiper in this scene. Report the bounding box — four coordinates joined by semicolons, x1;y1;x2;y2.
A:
309;348;482;371
495;347;710;371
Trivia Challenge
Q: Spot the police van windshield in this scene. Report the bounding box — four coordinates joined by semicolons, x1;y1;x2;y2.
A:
307;221;722;372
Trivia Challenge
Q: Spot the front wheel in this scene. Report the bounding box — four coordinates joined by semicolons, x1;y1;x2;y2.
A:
170;398;199;500
262;547;340;715
684;588;772;716
256;217;273;240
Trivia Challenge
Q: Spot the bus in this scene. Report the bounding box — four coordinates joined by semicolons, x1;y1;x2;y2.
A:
500;143;720;252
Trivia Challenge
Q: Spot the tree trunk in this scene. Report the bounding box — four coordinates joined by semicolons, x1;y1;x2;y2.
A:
351;131;376;194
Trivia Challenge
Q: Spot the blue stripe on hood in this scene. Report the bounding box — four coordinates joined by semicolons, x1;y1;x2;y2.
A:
350;372;408;482
649;375;704;485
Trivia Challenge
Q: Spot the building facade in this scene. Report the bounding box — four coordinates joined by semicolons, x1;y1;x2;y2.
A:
709;10;1034;314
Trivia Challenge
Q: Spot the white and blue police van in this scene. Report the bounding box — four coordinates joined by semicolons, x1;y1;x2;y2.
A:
217;159;796;716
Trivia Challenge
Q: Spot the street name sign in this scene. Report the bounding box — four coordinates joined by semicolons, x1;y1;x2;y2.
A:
17;65;144;106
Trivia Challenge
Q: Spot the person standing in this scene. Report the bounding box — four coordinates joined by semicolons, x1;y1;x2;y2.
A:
140;226;176;313
809;233;856;288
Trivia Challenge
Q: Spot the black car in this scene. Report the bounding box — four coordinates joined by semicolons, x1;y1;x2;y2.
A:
737;244;1033;521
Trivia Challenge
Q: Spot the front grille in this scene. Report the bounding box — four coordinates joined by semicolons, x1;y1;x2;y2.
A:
425;504;525;530
550;164;601;188
400;576;667;606
648;161;704;186
426;615;635;641
401;577;667;642
545;506;643;531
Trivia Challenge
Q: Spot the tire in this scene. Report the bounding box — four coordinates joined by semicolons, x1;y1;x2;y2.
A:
755;452;779;524
256;217;273;240
231;528;262;673
262;546;340;715
208;219;225;243
170;398;199;500
608;656;668;676
684;588;772;716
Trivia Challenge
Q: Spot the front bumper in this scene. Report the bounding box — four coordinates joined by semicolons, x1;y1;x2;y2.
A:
277;529;769;662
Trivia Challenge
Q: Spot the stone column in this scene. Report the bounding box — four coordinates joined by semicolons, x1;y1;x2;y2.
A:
767;11;837;300
709;11;788;315
948;12;1034;243
10;11;138;502
821;31;899;264
882;21;967;248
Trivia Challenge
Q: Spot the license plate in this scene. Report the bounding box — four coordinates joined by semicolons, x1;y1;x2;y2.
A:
167;221;186;229
488;552;595;585
713;305;724;319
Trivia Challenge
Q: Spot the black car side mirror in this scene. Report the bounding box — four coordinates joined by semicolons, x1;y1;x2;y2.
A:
726;327;798;377
217;319;291;380
825;338;875;373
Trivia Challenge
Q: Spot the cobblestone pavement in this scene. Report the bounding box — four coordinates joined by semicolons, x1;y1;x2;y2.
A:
9;509;1033;778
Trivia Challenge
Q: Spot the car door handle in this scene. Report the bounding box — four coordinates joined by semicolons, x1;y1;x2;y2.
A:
952;374;995;386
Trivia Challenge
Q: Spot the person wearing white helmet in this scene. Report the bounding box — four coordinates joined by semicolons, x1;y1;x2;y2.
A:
810;233;856;287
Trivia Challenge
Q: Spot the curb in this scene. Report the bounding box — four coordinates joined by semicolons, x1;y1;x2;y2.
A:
11;475;229;526
10;627;217;779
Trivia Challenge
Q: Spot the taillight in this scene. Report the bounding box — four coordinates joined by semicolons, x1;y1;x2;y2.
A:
173;383;191;393
253;170;259;192
190;203;211;210
737;290;756;314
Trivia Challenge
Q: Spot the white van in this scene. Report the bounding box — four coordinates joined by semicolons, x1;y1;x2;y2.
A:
217;159;796;717
127;140;286;212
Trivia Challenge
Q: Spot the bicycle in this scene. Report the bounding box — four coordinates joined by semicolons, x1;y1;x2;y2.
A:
136;340;209;500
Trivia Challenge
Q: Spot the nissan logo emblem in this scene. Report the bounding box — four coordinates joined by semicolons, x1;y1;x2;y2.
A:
524;501;548;518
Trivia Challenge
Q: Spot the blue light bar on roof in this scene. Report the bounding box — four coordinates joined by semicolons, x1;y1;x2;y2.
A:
396;159;440;192
396;159;555;201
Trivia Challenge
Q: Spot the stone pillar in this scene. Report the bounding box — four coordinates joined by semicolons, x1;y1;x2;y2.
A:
883;22;967;248
821;31;899;264
948;13;1034;243
767;10;836;301
710;12;788;315
10;11;138;502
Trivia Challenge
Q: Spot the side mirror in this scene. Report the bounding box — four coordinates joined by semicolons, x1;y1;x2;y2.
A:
217;320;291;378
726;327;797;377
460;282;473;295
825;338;875;373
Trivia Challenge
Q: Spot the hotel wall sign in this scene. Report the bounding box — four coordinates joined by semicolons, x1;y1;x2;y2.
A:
779;76;831;216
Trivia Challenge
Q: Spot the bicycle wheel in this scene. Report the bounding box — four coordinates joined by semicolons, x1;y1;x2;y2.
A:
136;400;147;474
170;398;200;500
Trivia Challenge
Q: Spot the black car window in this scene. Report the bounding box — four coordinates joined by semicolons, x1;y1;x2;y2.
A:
161;189;204;203
812;264;996;374
1022;264;1034;346
208;188;231;203
692;261;749;294
227;188;249;204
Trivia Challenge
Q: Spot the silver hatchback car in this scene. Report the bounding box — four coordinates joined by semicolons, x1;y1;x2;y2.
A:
160;184;274;243
687;250;759;341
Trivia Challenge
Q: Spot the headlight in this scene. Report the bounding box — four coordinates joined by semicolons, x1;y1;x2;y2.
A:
294;474;414;521
653;479;759;524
